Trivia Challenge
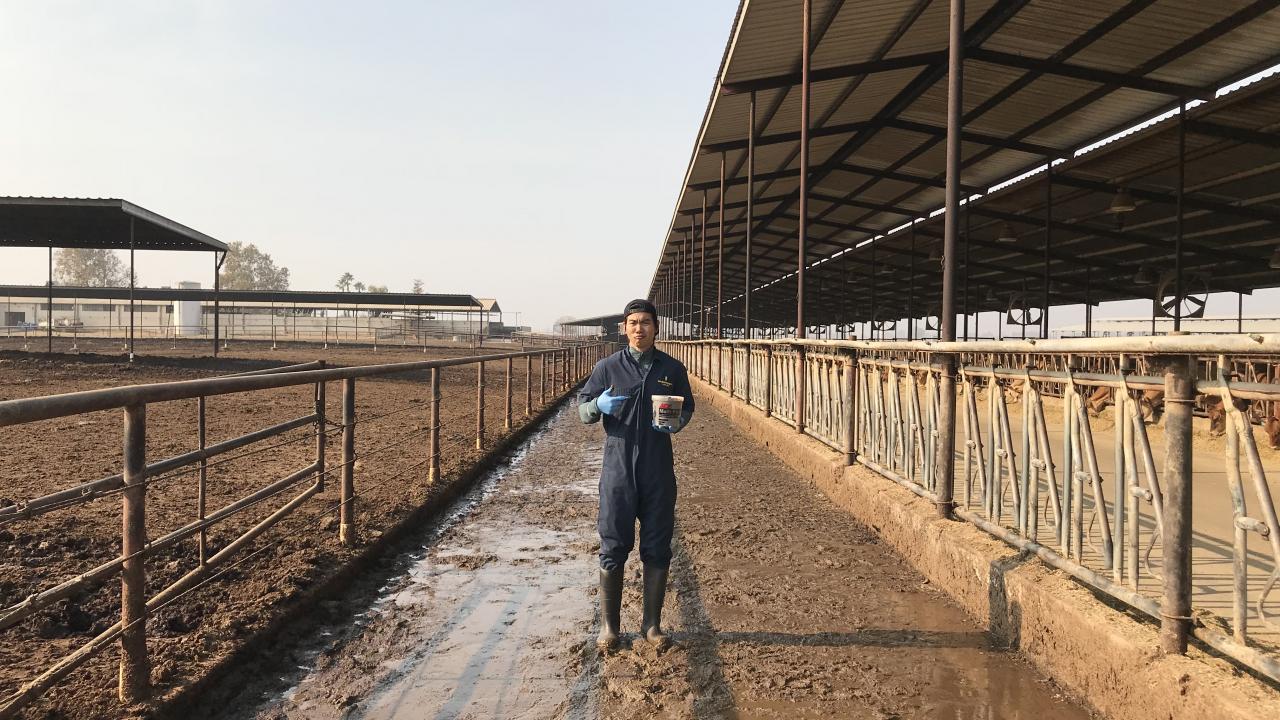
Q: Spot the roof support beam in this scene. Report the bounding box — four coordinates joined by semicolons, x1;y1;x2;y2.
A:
1185;119;1280;149
968;48;1214;100
1049;173;1280;224
719;51;943;95
701;117;1062;156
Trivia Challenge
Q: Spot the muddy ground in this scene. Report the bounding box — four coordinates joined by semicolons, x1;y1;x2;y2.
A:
222;398;1092;719
0;342;573;719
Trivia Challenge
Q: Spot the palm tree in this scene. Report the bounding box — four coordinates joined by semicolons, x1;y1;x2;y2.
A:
337;272;355;292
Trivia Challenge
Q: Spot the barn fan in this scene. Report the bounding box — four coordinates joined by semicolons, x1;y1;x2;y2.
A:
1155;271;1209;319
1005;292;1043;327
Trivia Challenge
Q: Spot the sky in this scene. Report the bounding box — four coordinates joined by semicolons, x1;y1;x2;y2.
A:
0;1;733;331
2;2;1276;334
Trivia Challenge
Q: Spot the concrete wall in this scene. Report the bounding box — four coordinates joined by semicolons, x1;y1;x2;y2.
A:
689;375;1280;720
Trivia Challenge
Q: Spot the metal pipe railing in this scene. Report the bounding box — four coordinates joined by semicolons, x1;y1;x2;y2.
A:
662;336;1280;685
0;342;611;719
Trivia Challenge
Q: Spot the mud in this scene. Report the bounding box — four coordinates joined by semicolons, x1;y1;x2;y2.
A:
242;406;603;719
0;345;550;719
233;397;1090;719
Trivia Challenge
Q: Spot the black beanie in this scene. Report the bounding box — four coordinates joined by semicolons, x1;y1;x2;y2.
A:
622;298;658;322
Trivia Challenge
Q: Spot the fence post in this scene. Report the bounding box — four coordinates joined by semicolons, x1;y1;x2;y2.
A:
314;361;326;491
505;356;513;431
525;355;533;417
429;367;441;483
120;403;150;703
340;378;356;546
540;353;546;406
934;354;957;520
476;361;486;449
796;345;807;433
1159;352;1196;654
764;345;774;417
197;396;208;566
842;359;855;465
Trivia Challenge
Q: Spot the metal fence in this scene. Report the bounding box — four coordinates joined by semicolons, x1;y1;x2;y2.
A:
0;342;608;718
662;335;1280;684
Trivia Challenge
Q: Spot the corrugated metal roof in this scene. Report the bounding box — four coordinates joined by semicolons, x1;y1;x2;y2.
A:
649;0;1280;332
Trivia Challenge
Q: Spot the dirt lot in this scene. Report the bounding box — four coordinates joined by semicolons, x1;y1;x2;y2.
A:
211;399;1091;719
0;341;579;719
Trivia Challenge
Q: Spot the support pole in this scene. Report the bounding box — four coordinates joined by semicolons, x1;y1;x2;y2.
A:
340;379;356;545
700;190;707;339
745;90;755;340
1174;101;1186;333
934;0;964;521
46;246;53;354
119;403;149;703
908;220;916;340
1043;160;1053;338
213;253;224;357
796;0;811;433
129;219;136;362
1159;353;1195;654
718;152;725;339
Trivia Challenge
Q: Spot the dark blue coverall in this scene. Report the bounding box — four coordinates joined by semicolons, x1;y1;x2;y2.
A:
579;348;694;571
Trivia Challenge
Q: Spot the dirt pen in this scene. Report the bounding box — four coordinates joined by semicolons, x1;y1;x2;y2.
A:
0;340;608;719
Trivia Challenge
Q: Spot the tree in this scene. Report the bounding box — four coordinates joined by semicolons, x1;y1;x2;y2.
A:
219;242;290;290
54;248;128;287
336;272;355;292
412;279;424;294
353;281;366;293
367;284;389;293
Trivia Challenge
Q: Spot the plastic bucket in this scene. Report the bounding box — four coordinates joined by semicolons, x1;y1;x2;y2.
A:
651;394;684;430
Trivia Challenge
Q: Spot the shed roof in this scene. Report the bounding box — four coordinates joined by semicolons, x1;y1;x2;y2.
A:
0;197;228;253
648;0;1280;328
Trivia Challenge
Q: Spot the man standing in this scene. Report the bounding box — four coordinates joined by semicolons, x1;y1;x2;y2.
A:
579;298;694;651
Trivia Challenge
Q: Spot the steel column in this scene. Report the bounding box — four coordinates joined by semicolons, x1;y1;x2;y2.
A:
1044;160;1053;338
1160;353;1195;653
428;367;440;482
796;0;812;433
700;191;707;338
934;0;964;520
718;152;725;339
1174;102;1186;332
129;218;135;362
46;246;52;354
745;90;755;340
476;361;486;449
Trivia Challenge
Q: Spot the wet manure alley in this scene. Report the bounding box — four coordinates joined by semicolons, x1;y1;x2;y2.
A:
244;402;1092;720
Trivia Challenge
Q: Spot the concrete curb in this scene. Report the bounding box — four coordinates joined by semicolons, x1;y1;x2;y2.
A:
689;376;1280;720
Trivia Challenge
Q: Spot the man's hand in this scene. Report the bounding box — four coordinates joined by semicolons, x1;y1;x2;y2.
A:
596;386;629;417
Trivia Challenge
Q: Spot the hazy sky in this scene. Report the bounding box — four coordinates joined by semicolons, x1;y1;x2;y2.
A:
0;1;732;330
2;2;1275;333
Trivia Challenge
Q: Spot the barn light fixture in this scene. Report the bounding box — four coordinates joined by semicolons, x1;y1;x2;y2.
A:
984;286;998;302
1270;245;1280;270
995;221;1018;243
1108;187;1136;214
1133;264;1156;285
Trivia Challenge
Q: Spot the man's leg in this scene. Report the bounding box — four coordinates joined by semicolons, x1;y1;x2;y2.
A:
598;475;636;650
637;475;676;649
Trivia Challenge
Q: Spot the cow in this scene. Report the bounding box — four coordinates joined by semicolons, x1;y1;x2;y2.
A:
1082;385;1165;423
1201;394;1253;437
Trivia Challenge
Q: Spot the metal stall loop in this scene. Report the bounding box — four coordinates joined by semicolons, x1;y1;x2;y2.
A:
0;342;606;719
660;335;1280;685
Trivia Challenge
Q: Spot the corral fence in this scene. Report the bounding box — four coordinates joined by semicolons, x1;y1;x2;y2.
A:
662;335;1280;685
0;342;609;718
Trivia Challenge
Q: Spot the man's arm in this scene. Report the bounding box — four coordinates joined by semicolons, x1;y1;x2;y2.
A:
578;361;607;424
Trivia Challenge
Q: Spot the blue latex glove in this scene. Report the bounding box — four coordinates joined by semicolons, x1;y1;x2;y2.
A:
596;386;629;417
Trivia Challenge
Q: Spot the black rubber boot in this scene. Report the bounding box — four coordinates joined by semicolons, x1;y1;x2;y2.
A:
597;567;623;651
641;564;671;650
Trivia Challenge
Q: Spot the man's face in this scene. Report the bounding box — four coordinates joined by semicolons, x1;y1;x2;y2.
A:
625;311;657;350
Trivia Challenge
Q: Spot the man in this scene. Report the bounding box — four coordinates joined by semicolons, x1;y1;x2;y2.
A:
579;298;694;652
